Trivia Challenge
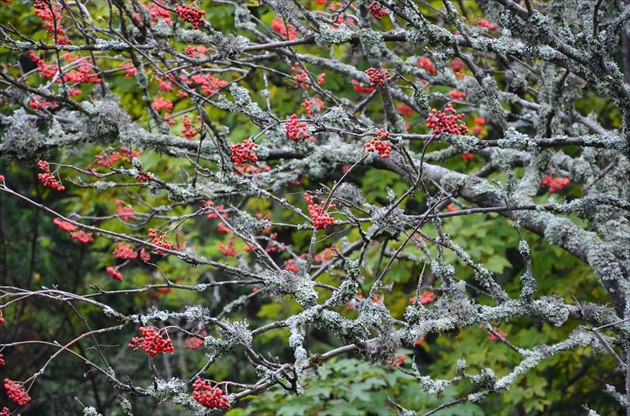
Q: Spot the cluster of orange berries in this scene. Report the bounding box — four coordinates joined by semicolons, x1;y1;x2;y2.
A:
304;193;336;230
417;57;437;73
218;236;237;256
52;218;93;244
115;199;136;221
128;327;174;357
365;129;392;158
4;379;31;406
365;67;390;87
175;4;205;29
541;172;570;192
112;242;137;260
291;62;310;88
271;17;297;40
230;139;258;163
426;104;469;135
286;114;313;141
192;378;231;409
37;160;65;191
106;266;124;281
149;229;173;254
368;2;388;20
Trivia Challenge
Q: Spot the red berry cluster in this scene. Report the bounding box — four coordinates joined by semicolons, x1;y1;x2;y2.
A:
61;63;101;85
175;4;206;29
387;354;407;366
181;115;198;140
29;95;58;111
4;379;31;406
304;193;336;230
115;199;136;221
148;1;172;23
113;242;138;260
34;0;71;44
95;150;122;168
481;325;508;341
365;67;390;87
472;116;486;136
192;378;231;409
218;236;236;256
368;2;388;20
128;326;174;357
152;97;173;112
291;62;310;88
27;51;58;79
123;146;140;161
120;62;136;77
37;160;65;191
53;218;78;232
148;229;173;254
52;218;93;243
351;79;375;94
417;57;437;74
217;222;232;233
137;173;152;183
156;77;173;92
540;173;570;193
0;354;4;366
69;230;93;244
421;292;436;304
410;292;436;305
365;129;392;158
230;139;258;163
397;103;414;117
190;73;228;96
302;99;314;116
34;0;60;21
426;104;468;135
286;114;313;141
478;18;498;31
271;17;297;41
140;248;151;262
186;45;208;58
284;259;299;272
205;200;227;219
106;266;124;281
450;59;467;78
449;90;466;101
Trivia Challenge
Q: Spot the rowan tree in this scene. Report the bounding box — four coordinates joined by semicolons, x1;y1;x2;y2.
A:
1;0;630;415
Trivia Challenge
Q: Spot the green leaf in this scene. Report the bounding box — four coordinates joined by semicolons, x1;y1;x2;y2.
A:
485;254;512;273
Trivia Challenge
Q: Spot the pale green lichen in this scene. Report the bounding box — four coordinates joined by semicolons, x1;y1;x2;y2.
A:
315;25;354;46
82;407;103;416
445;133;481;153
358;29;385;58
1;109;47;162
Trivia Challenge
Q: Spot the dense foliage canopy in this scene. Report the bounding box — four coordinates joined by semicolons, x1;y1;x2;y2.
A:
1;0;630;415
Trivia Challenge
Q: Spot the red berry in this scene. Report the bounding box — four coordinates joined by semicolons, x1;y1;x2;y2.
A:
192;378;231;409
368;2;388;20
364;67;390;87
4;379;31;406
128;327;174;356
175;4;205;29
